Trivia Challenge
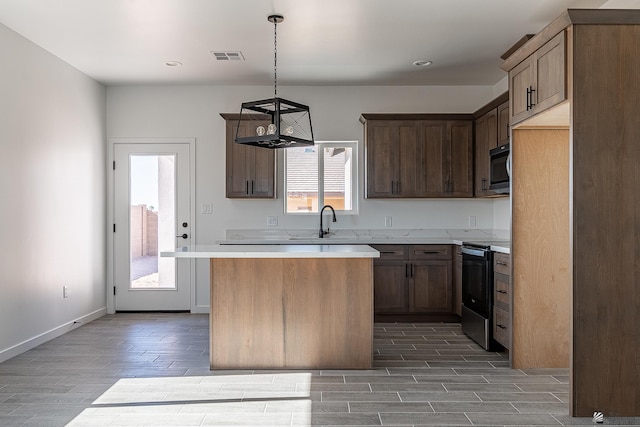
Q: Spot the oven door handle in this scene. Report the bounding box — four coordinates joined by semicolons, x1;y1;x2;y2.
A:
461;246;488;257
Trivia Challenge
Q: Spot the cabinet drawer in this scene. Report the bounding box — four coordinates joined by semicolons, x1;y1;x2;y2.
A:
493;306;510;349
410;245;452;260
494;272;510;311
371;245;406;261
493;252;510;275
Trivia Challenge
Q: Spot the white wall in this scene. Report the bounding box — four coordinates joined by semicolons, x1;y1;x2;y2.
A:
107;84;504;310
0;24;106;361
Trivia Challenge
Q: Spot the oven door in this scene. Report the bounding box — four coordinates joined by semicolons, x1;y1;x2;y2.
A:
462;246;492;318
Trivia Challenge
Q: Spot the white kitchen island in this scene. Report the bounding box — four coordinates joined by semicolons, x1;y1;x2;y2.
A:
162;244;379;369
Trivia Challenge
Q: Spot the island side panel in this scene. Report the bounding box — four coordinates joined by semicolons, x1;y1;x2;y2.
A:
209;257;373;369
282;258;373;369
210;258;287;368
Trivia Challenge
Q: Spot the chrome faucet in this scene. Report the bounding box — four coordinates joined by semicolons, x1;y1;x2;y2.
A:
319;205;337;238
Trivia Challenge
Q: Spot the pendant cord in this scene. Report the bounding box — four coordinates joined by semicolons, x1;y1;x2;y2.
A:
273;19;278;98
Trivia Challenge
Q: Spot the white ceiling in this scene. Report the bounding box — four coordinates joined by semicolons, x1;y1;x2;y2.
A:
0;0;630;87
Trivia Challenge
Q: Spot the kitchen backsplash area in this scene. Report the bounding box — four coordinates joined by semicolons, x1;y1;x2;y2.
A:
221;228;510;244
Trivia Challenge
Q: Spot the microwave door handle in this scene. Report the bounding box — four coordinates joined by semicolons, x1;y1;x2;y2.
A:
506;152;511;177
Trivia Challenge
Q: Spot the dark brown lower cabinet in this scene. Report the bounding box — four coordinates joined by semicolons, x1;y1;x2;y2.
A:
373;244;455;321
492;252;511;350
411;260;452;313
373;261;408;313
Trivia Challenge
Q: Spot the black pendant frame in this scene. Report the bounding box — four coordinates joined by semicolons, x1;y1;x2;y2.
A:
235;97;314;149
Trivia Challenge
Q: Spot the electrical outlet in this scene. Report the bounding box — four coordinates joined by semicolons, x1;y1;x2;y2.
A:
267;216;278;227
384;216;392;227
63;286;69;298
468;215;477;228
201;203;213;214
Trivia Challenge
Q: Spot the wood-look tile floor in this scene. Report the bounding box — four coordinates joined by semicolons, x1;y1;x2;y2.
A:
0;313;638;426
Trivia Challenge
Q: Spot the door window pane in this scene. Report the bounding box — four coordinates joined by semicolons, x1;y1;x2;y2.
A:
129;155;176;289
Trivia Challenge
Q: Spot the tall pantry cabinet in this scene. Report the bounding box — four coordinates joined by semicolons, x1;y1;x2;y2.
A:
502;9;640;417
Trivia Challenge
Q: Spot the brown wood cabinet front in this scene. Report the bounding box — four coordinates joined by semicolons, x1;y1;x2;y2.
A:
365;121;421;198
474;109;498;197
224;118;276;199
492;252;511;349
411;260;452;313
372;244;454;315
497;101;510;147
364;118;473;198
509;31;566;125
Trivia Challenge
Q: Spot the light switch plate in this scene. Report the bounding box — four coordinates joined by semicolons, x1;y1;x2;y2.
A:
267;216;278;227
384;216;392;227
468;215;477;228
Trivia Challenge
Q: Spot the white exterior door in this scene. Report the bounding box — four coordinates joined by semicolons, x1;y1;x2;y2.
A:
113;143;192;311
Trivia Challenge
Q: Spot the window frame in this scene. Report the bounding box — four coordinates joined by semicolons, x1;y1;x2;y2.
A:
283;140;359;215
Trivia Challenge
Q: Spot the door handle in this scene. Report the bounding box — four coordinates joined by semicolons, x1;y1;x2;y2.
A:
176;233;188;239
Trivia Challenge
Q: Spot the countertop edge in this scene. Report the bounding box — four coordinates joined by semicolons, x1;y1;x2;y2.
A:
161;244;381;259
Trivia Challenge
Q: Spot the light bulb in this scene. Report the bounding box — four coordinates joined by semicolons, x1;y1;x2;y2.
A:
267;124;276;135
256;126;265;136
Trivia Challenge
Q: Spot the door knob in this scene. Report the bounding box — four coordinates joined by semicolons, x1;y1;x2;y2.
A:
176;233;188;239
182;222;188;228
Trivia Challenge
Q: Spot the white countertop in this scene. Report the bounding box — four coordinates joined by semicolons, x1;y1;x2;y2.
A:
161;244;380;259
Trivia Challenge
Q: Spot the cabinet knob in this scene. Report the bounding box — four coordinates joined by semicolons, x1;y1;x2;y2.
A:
497;324;507;330
497;290;508;294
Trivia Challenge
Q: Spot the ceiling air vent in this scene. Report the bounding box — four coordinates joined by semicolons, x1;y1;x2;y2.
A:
210;51;245;61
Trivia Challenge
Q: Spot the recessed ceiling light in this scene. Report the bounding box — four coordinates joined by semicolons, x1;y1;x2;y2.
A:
413;60;433;67
165;61;183;67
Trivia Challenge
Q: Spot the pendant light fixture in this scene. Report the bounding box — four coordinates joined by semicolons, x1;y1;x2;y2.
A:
235;14;314;149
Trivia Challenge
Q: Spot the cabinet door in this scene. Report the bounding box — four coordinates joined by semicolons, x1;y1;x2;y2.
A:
373;261;408;313
365;121;398;198
225;119;275;199
421;122;446;197
533;31;566;114
251;147;275;198
474;110;498;197
396;123;422;197
509;56;535;124
497;101;510;147
411;260;452;313
226;121;253;198
365;121;421;198
447;121;474;197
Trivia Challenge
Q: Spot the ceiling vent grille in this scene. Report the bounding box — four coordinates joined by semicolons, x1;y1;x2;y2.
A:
210;51;245;61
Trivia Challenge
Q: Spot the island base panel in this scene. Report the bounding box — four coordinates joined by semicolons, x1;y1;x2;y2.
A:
210;257;373;369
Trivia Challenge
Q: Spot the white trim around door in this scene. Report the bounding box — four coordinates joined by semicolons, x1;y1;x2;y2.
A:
106;137;196;314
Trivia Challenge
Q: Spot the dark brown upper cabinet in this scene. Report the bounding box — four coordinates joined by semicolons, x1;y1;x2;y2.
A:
509;31;566;125
472;94;509;198
361;114;473;199
221;114;276;199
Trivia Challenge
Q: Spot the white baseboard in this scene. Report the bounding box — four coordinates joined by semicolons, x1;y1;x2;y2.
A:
0;307;107;363
192;305;210;314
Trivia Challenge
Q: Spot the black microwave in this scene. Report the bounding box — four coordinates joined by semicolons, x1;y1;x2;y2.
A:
489;143;510;193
